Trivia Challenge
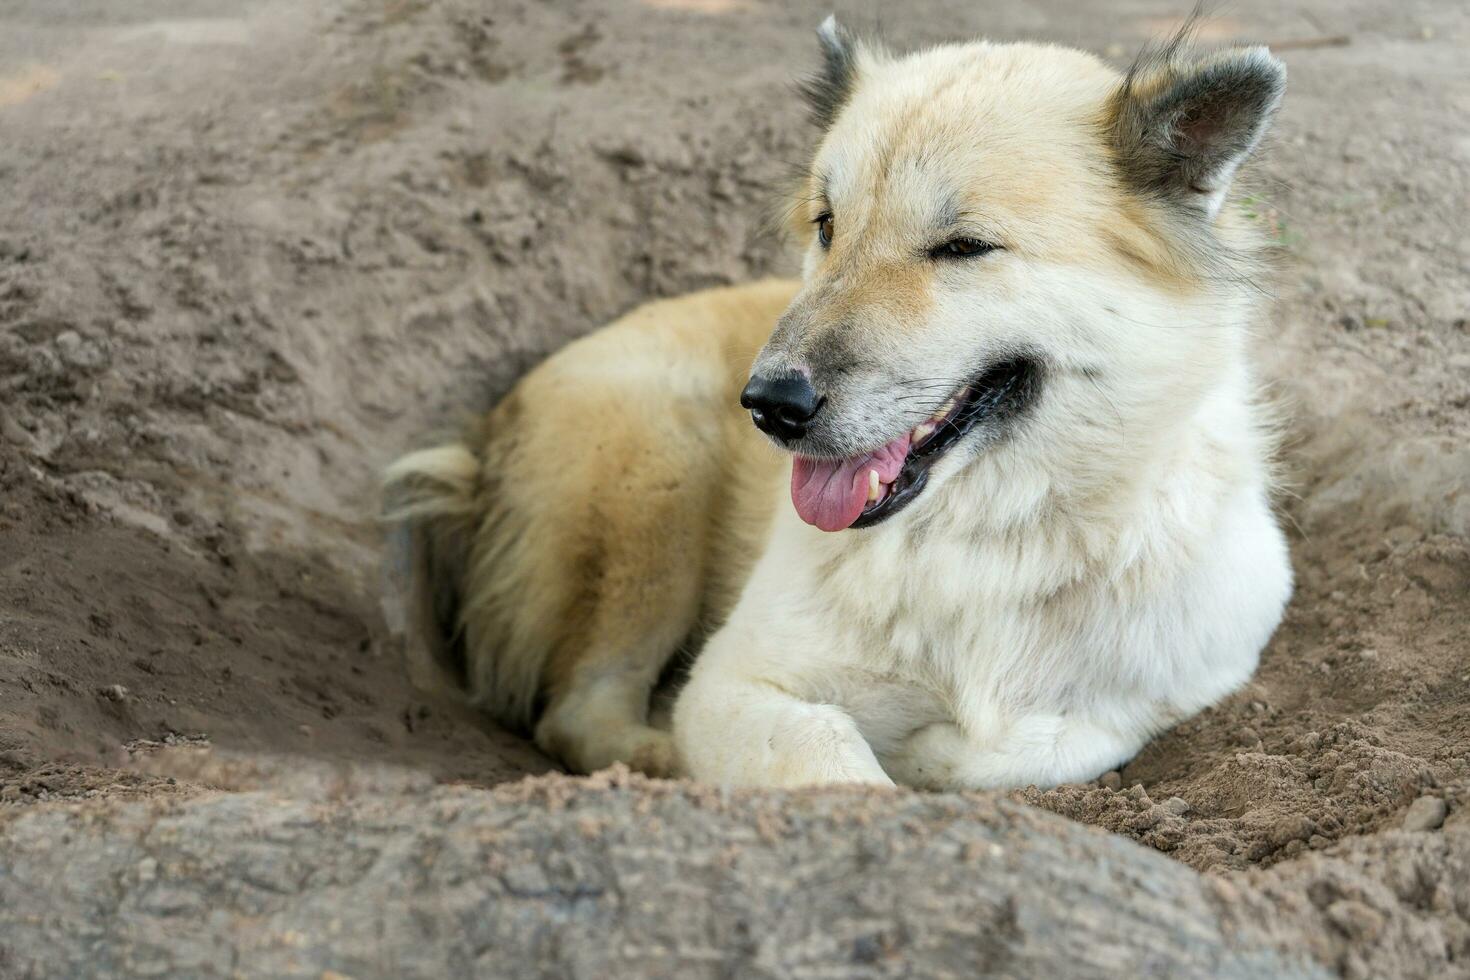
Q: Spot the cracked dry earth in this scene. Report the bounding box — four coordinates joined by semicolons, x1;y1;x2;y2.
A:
0;1;1466;977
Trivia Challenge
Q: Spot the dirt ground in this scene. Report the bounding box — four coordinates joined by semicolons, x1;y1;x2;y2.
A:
0;0;1466;975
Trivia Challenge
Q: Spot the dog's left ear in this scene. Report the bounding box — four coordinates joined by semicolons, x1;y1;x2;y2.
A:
1109;46;1286;219
799;15;882;129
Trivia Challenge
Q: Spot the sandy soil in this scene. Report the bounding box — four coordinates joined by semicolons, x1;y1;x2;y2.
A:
0;0;1466;974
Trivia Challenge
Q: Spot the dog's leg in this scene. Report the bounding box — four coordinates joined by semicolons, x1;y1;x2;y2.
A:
533;618;692;778
535;671;675;778
881;713;1138;791
482;355;729;778
674;662;893;788
530;533;709;778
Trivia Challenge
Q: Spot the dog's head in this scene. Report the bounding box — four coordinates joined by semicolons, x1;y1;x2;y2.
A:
747;18;1284;532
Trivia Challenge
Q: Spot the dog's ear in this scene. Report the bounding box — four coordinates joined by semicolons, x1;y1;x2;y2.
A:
799;15;880;129
1109;45;1285;219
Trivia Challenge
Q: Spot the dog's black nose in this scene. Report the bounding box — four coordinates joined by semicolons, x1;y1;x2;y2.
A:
740;372;823;441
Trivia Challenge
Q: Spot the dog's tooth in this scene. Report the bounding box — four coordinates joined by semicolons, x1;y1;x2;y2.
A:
867;468;880;503
932;397;957;421
913;421;936;445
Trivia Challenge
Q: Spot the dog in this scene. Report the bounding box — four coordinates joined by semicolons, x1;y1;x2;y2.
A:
384;18;1293;789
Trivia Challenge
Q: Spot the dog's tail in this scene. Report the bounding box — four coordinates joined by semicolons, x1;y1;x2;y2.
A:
382;443;481;694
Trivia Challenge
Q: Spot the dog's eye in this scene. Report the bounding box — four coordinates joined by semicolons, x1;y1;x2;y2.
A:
931;238;998;260
816;213;834;248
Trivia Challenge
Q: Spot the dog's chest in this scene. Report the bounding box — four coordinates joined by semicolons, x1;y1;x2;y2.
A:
807;522;1063;671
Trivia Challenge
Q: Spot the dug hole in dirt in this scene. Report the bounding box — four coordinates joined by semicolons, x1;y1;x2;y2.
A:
0;1;1466;977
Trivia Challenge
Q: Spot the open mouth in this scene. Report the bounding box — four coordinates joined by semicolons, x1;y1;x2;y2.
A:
790;358;1037;532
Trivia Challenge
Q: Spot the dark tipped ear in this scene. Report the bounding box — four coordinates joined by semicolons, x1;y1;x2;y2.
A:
1110;46;1286;218
798;15;861;128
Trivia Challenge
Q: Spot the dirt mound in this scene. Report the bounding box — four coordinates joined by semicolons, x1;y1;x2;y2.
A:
0;0;1467;975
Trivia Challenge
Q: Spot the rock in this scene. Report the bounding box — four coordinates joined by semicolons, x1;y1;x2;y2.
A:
1100;770;1123;791
1327;900;1385;941
1270;815;1317;847
1129;807;1164;831
1401;796;1447;832
99;684;129;702
0;783;1338;979
0;410;31;446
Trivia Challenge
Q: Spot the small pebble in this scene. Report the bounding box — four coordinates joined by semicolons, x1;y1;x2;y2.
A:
1130;807;1163;830
100;684;129;702
1162;796;1191;816
1402;796;1447;832
1270;814;1316;846
1100;770;1122;791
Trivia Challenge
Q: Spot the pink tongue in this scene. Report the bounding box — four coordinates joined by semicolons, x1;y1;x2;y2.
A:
790;432;912;532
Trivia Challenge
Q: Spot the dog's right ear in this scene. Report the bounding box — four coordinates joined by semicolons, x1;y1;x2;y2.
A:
798;15;879;128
